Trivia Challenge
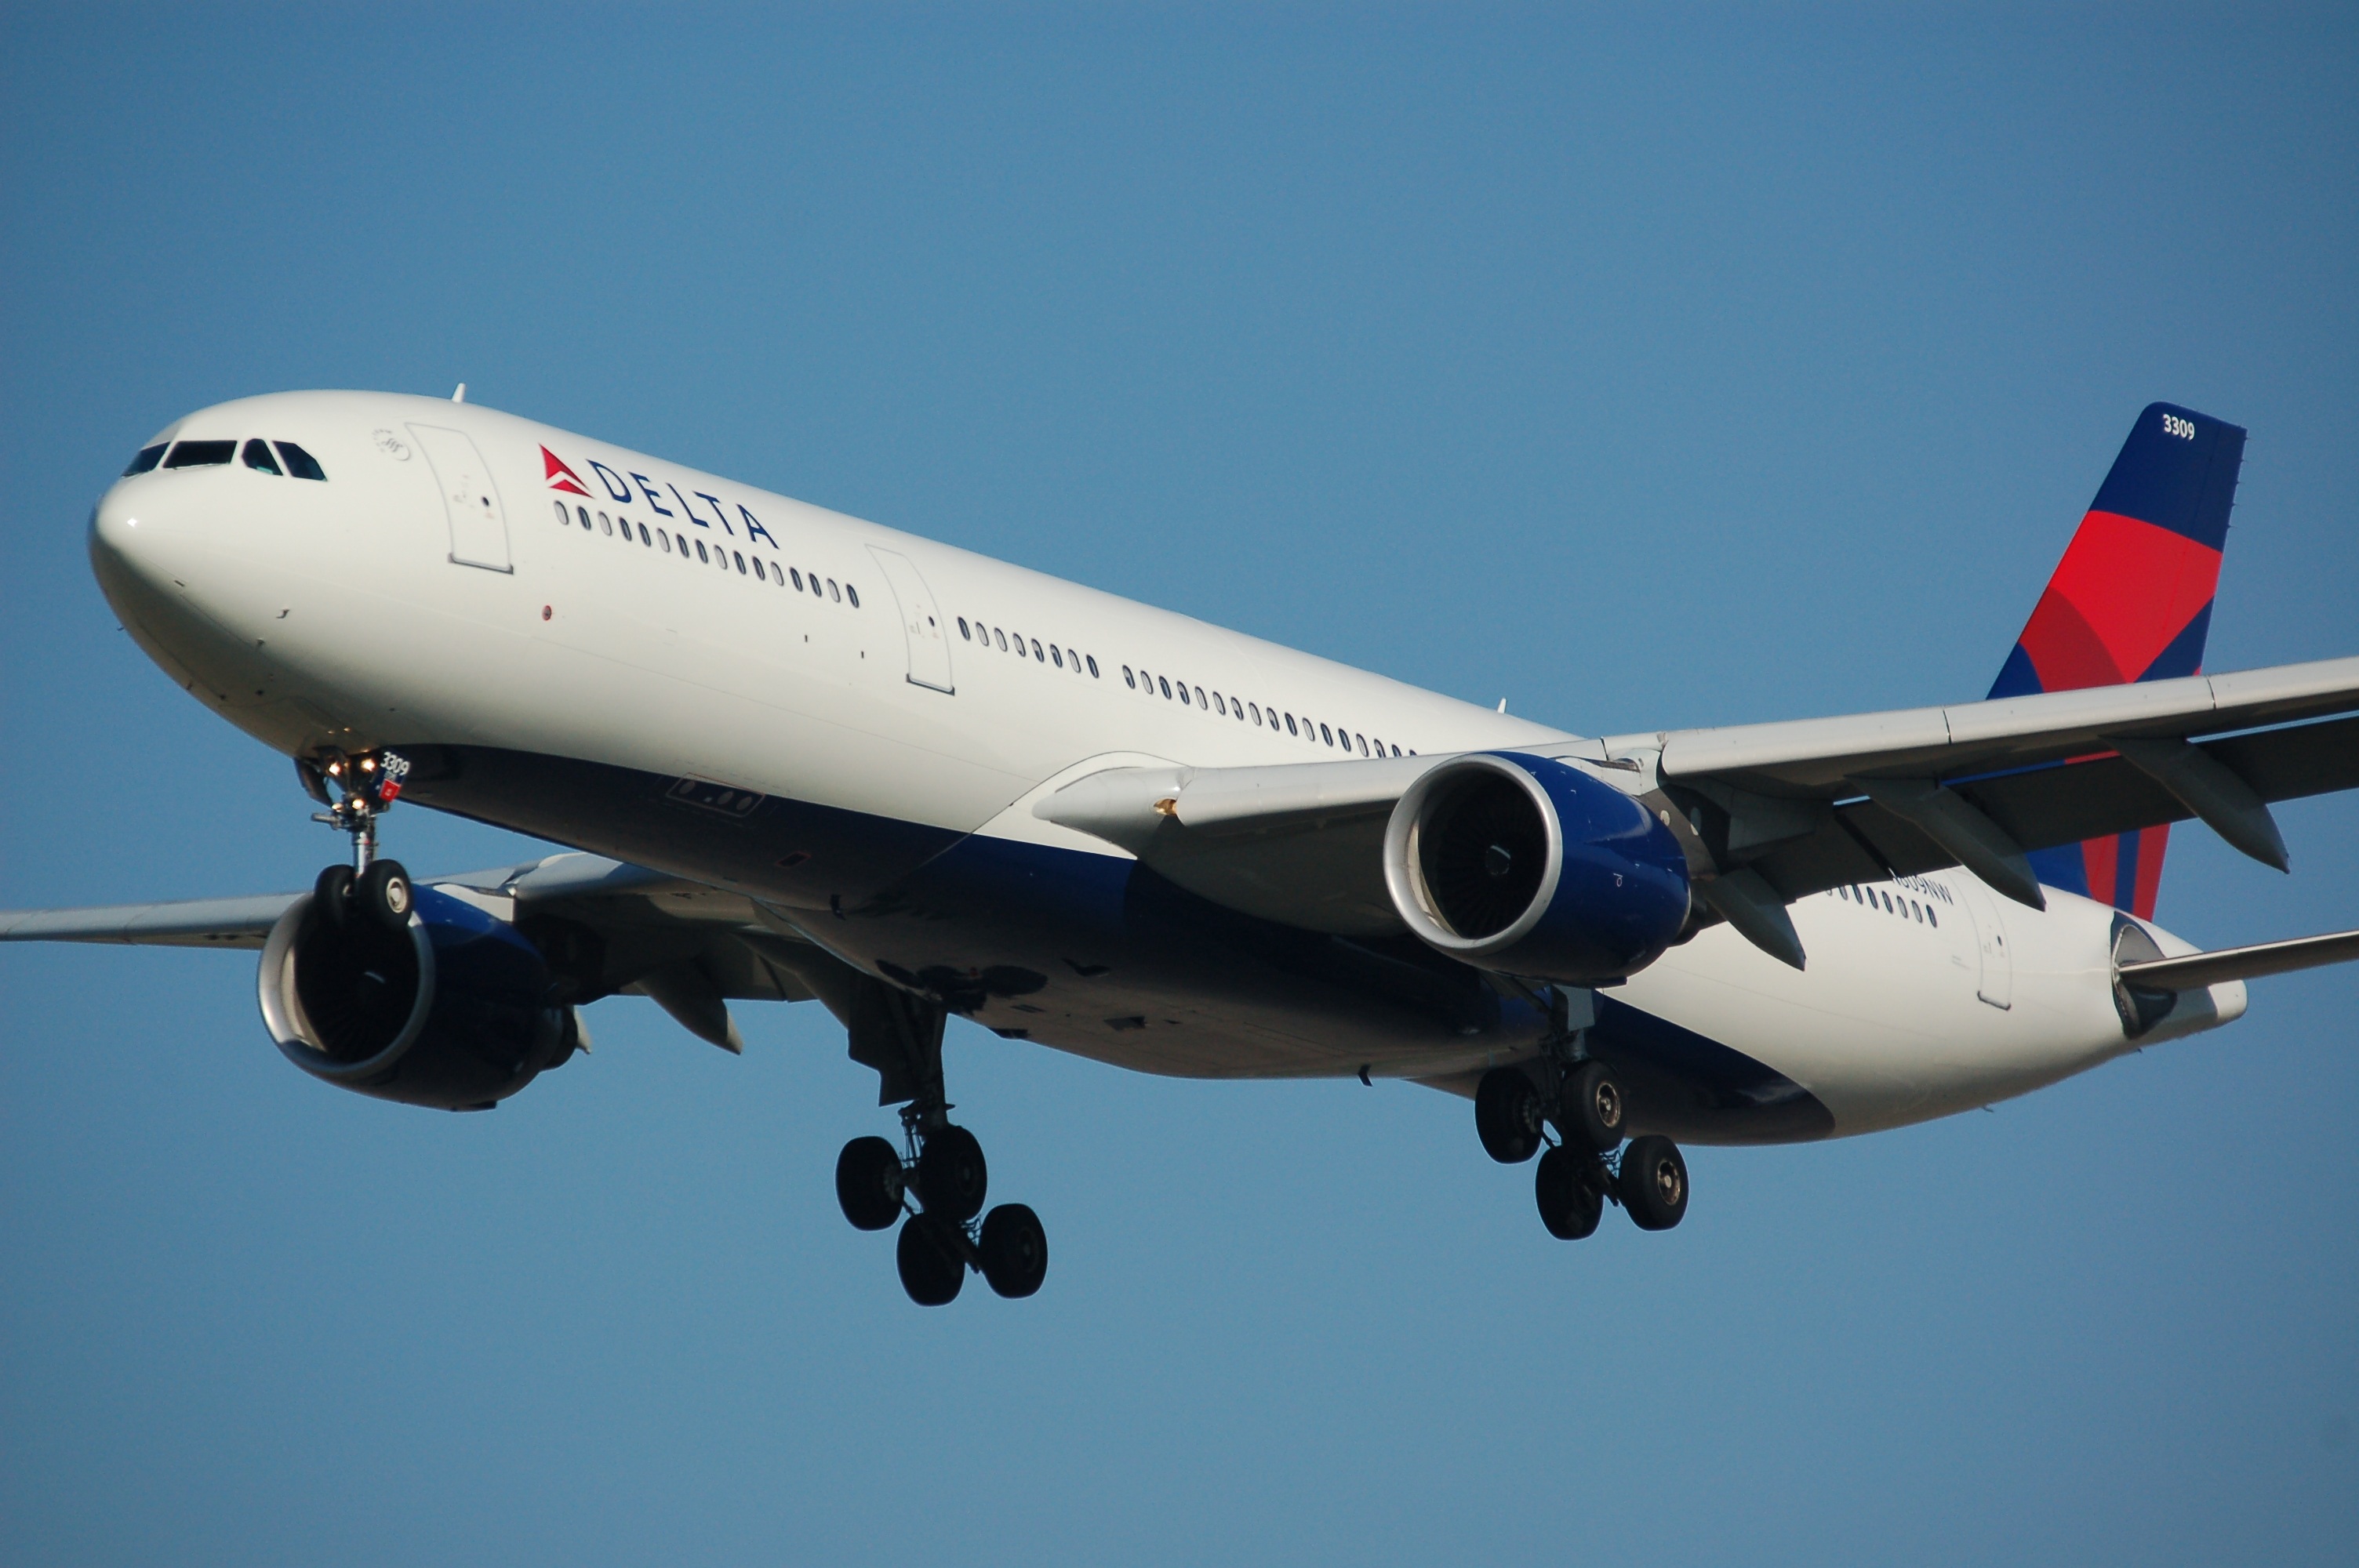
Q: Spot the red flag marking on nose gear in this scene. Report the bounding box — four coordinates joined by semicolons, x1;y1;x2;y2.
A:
543;446;591;495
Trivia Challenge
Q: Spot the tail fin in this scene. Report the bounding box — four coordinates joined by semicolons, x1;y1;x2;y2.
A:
1989;402;2247;917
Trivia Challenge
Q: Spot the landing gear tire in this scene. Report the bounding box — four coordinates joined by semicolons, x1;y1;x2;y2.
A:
1474;1067;1544;1163
915;1123;989;1223
1534;1145;1604;1240
313;864;354;927
979;1203;1049;1298
835;1136;906;1231
896;1214;965;1306
1618;1135;1688;1231
354;858;413;933
1564;1059;1627;1152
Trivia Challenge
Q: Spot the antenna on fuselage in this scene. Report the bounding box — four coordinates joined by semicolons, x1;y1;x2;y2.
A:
451;383;467;403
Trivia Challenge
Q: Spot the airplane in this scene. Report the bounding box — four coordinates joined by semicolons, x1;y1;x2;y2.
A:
7;390;2357;1308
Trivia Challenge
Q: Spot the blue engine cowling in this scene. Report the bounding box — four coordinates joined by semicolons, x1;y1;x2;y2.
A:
1383;752;1691;983
258;884;580;1111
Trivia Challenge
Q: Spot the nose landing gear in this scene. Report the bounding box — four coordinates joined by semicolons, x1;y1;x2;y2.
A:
300;749;416;931
1474;988;1691;1241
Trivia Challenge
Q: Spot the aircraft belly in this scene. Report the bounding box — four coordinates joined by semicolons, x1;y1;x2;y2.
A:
387;747;1850;1134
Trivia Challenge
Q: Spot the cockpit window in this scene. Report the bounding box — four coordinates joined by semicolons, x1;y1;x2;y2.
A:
162;440;237;468
273;441;328;481
242;438;282;475
122;444;168;476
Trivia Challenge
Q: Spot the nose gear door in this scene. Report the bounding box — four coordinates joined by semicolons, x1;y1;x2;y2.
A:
867;546;954;693
409;424;511;572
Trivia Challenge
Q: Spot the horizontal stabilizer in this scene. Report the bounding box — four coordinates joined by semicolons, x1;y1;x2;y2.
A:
2117;927;2359;992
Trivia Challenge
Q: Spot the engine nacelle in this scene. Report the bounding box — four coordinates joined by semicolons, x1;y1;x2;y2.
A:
1384;752;1691;984
258;884;578;1111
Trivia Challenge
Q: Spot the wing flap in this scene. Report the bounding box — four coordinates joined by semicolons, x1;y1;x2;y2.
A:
1732;712;2359;902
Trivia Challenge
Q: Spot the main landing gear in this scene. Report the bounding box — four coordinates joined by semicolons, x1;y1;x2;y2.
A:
832;983;1047;1305
300;748;416;932
836;1124;1047;1305
1475;1032;1690;1240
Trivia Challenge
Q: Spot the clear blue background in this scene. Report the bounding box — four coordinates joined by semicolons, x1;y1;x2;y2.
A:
4;7;2355;1563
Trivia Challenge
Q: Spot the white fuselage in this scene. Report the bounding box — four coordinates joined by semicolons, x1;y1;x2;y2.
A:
86;390;2245;1142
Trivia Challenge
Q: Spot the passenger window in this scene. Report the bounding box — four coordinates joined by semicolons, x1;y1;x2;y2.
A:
242;438;282;474
1124;666;1136;688
958;618;972;640
1285;714;1298;736
1390;744;1402;757
695;539;709;562
660;530;673;554
554;500;569;525
1881;891;1894;913
1928;909;1938;927
578;506;592;530
1357;735;1369;756
847;585;859;607
597;511;612;535
163;440;237;468
734;550;747;573
828;579;841;601
1320;724;1333;746
1249;703;1260;724
789;568;803;590
1030;637;1041;660
1087;655;1100;678
1158;677;1172;699
994;629;1008;652
1051;645;1063;669
123;444;168;475
639;523;652;546
274;442;327;480
1193;685;1206;707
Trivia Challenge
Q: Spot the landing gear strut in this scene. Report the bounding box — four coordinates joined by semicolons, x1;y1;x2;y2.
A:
1474;986;1689;1240
831;979;1049;1305
301;749;415;932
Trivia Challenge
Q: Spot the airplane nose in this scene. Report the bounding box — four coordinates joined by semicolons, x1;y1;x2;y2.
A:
89;487;143;566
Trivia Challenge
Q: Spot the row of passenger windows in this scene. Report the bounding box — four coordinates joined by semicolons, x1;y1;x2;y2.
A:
1120;662;1410;757
957;612;1411;756
125;438;327;481
956;617;1098;678
552;501;859;606
1839;883;1939;928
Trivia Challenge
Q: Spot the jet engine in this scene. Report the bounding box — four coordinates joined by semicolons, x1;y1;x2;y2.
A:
257;883;580;1110
1383;752;1690;984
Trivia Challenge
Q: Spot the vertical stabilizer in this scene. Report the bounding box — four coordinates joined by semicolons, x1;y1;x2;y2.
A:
1988;403;2245;916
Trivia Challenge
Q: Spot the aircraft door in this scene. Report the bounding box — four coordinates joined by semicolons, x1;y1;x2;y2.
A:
409;424;512;572
1954;876;2014;1010
867;546;954;693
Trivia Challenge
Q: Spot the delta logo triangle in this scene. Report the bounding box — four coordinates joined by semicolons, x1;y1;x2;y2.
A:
543;446;591;496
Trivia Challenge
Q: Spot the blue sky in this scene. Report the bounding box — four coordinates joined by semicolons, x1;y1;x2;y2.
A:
3;6;2355;1563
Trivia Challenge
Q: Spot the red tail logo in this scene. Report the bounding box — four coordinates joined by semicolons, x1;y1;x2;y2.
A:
543;446;591;496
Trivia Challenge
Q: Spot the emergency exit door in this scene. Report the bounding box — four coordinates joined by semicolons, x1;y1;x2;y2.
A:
409;424;511;572
867;546;954;693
